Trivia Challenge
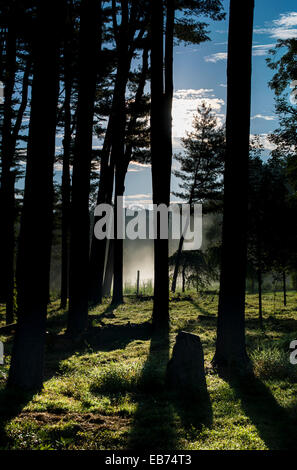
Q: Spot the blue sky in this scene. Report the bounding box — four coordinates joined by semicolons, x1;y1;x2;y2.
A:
124;0;297;206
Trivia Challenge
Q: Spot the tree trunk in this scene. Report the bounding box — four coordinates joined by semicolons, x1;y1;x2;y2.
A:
171;235;184;293
67;0;101;336
102;239;114;297
182;265;186;293
111;45;149;306
112;170;125;305
283;270;287;307
89;145;113;305
151;0;174;329
60;5;72;310
258;268;263;330
0;15;16;323
8;1;60;391
251;276;255;294
212;0;254;372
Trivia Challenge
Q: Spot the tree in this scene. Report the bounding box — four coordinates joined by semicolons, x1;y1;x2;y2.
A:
212;0;255;372
60;0;75;310
8;0;61;391
67;0;102;336
150;0;171;329
171;103;225;293
0;1;32;324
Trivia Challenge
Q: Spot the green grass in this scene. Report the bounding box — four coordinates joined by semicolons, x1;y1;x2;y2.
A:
1;291;297;450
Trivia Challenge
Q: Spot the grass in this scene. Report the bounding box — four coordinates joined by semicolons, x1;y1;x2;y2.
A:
0;291;297;450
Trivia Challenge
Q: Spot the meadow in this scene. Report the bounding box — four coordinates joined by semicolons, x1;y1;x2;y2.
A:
0;290;297;450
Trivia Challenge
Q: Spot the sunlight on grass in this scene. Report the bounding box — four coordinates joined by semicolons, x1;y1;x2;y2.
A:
1;291;297;450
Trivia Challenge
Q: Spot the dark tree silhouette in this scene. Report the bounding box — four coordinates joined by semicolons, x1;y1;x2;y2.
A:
212;0;255;372
8;1;61;391
60;0;74;310
67;0;102;336
150;0;174;329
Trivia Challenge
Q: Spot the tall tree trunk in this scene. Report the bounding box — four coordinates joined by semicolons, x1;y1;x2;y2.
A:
182;265;186;293
212;0;254;372
89;145;113;305
151;0;174;329
171;235;184;293
112;169;125;305
8;1;60;391
283;270;287;307
67;0;101;336
111;45;149;306
251;276;255;294
102;239;114;297
60;2;73;310
0;15;16;323
258;268;263;330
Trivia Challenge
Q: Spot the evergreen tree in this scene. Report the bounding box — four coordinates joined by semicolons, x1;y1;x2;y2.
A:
212;0;255;373
171;103;225;292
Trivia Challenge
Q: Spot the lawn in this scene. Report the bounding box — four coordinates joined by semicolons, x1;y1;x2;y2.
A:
0;291;297;450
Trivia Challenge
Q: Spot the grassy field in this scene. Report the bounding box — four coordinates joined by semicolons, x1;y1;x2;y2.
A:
0;291;297;450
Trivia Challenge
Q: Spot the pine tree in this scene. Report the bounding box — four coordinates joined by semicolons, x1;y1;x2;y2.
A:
212;0;255;373
171;103;225;292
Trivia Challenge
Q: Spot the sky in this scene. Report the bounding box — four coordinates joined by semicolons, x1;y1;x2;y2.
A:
124;0;297;207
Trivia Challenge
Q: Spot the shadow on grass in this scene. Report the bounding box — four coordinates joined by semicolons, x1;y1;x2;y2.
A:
189;299;214;317
128;328;213;450
226;374;296;450
0;388;35;449
128;328;177;450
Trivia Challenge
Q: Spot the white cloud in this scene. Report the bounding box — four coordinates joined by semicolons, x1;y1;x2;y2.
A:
204;52;227;63
251;133;276;151
252;44;275;56
172;88;225;144
251;114;276;121
205;44;274;63
130;161;150;168
128;161;150;172
254;12;297;40
274;12;297;28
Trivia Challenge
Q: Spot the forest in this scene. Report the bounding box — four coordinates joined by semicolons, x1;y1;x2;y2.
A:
1;0;297;453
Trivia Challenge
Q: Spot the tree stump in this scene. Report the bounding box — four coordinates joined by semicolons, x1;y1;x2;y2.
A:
166;331;206;392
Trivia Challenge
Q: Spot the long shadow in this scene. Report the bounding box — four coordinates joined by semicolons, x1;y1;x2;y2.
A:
226;374;296;450
0;387;35;449
129;328;213;450
171;375;213;437
44;321;152;381
128;328;178;450
189;299;216;318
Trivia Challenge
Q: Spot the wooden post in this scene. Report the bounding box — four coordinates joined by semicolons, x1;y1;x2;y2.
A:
136;270;140;296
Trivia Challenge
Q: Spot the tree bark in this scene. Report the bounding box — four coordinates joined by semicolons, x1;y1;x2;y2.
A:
0;13;16;323
151;0;174;329
212;0;254;372
182;265;186;293
67;0;101;336
258;268;263;330
171;235;184;293
283;270;287;307
88;142;113;305
8;1;60;391
60;2;73;310
102;239;114;297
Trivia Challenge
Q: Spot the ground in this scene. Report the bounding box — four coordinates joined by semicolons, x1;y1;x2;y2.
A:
0;291;297;450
